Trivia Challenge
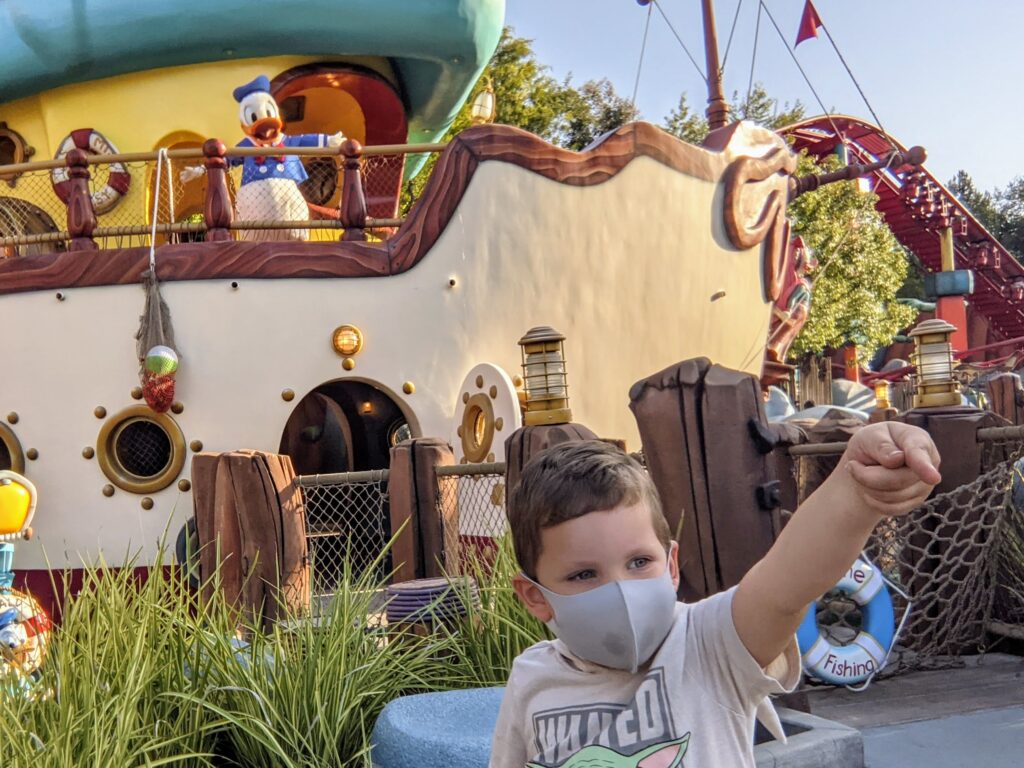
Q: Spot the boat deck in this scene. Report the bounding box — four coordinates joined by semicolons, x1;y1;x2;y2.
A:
806;653;1024;767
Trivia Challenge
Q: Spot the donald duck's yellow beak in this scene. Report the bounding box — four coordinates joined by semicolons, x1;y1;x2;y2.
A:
244;117;284;144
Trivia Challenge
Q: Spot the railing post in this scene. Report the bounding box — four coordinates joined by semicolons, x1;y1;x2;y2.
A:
339;139;367;242
203;139;233;242
66;149;98;251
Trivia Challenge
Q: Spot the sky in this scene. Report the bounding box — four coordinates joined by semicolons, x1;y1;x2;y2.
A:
504;0;1020;193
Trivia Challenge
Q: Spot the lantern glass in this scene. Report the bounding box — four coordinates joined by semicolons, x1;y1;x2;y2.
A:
873;381;890;408
524;350;567;399
470;87;495;125
915;341;954;385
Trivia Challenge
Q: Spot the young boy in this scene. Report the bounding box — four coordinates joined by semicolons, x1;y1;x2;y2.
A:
491;422;941;768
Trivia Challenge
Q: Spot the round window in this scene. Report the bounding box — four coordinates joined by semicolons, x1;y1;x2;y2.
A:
96;406;185;493
0;423;24;474
460;393;495;463
388;420;413;448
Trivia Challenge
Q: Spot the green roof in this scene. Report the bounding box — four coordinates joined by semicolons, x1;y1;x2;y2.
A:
0;0;504;146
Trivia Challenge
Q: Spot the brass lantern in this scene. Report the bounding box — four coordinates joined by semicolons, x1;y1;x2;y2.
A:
873;380;891;410
470;78;496;126
909;319;960;409
518;326;571;426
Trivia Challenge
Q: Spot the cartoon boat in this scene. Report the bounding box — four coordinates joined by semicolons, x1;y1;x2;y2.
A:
0;0;924;601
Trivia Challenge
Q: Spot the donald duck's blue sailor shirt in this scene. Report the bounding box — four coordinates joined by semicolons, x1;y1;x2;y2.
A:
231;134;328;186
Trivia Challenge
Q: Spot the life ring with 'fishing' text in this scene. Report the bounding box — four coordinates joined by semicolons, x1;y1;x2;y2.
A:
50;129;131;215
797;558;895;685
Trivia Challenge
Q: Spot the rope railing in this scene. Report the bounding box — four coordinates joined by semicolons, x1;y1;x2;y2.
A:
0;139;447;252
786;424;1024;457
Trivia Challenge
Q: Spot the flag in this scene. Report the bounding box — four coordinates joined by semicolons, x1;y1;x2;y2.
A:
795;0;823;47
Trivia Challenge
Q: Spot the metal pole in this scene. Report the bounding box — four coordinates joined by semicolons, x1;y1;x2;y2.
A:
700;0;730;130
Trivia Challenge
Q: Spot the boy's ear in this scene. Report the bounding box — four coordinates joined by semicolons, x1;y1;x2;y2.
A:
512;573;554;623
668;541;680;591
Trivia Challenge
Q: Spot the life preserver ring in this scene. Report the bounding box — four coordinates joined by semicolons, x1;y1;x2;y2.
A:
50;129;131;215
797;558;895;685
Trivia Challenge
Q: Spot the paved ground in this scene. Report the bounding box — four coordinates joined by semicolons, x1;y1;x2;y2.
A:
805;654;1024;767
861;706;1024;767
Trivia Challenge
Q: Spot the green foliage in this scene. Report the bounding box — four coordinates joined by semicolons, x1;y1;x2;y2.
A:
0;533;546;767
787;153;917;359
660;83;805;143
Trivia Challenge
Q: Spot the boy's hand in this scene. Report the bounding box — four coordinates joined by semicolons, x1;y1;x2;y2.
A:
843;422;941;516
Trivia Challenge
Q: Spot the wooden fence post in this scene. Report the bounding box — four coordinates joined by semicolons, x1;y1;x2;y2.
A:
388;438;455;580
339;139;367;242
203;139;233;242
65;149;98;251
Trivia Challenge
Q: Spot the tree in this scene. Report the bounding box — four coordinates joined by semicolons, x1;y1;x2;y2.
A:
662;94;708;144
661;83;805;142
559;78;640;151
787;153;917;359
948;170;1001;235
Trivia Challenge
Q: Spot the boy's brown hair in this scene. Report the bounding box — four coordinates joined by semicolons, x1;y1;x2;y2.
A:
506;440;671;579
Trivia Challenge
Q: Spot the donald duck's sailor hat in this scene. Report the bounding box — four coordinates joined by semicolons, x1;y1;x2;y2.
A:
233;75;272;103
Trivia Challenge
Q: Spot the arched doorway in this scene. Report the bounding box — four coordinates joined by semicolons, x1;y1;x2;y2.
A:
270;64;408;221
149;131;212;244
280;379;415;590
0;198;64;258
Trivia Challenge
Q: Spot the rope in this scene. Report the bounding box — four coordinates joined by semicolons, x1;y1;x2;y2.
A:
631;0;654;110
819;23;901;155
652;0;708;83
148;147;168;273
163;150;175;241
758;1;845;145
745;1;762;110
720;0;745;72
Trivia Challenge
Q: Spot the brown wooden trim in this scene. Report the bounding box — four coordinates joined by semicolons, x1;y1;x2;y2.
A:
0;122;760;295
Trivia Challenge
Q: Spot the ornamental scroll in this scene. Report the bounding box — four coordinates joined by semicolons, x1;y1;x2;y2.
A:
723;146;797;303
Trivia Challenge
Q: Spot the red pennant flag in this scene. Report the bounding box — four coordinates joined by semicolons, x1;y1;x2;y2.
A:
795;0;823;47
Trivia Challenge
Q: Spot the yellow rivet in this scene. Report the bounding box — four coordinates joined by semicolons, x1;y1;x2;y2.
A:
102;484;115;497
457;426;464;438
171;402;184;415
130;386;143;400
475;375;484;389
178;479;192;492
489;385;498;399
6;412;17;425
403;382;415;395
190;440;203;452
342;358;356;371
26;448;38;461
82;447;95;459
487;452;495;463
495;417;504;431
512;375;524;388
282;389;295;402
462;392;469;404
94;406;107;419
141;497;154;510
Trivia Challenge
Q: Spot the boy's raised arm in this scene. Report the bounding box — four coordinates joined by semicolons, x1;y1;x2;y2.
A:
732;422;942;668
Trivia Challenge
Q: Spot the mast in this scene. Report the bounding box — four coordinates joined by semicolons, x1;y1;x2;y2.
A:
700;0;730;130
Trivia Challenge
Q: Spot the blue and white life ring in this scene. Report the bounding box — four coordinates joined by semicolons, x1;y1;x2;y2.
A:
797;558;895;685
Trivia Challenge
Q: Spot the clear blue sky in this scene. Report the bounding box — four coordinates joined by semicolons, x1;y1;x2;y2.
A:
505;0;1019;193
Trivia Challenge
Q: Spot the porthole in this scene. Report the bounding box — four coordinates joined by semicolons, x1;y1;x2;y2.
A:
0;423;24;473
460;393;495;463
96;406;185;494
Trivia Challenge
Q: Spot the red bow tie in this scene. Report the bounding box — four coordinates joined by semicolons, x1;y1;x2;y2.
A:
255;142;286;165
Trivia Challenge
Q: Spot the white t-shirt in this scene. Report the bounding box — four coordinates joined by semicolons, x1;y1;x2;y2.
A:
489;588;800;768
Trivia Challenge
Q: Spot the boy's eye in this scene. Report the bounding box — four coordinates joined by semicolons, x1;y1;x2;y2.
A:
568;569;596;582
629;557;653;570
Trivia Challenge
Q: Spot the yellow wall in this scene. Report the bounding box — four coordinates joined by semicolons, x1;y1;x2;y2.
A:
0;55;393;230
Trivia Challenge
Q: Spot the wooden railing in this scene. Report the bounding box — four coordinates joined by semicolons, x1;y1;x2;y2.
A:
0;139;446;251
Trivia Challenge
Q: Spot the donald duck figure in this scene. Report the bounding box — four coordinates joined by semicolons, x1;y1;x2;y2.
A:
183;75;345;241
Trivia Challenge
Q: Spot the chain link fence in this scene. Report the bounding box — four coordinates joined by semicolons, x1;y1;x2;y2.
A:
297;470;391;597
436;463;509;575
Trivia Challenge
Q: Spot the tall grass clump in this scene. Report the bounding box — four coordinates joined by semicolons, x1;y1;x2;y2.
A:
179;548;457;767
443;537;549;688
0;553;221;767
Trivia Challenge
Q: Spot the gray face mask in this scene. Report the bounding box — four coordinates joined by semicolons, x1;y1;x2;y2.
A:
528;566;678;673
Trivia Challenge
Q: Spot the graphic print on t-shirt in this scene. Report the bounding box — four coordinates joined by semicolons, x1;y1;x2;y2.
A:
526;735;690;768
529;668;689;768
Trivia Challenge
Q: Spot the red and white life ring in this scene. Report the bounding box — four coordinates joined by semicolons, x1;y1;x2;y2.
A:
50;129;131;215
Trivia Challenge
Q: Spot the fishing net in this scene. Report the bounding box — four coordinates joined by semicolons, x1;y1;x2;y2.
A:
134;270;179;413
859;450;1024;675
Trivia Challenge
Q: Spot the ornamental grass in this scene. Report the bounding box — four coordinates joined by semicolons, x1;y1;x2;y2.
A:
0;535;543;767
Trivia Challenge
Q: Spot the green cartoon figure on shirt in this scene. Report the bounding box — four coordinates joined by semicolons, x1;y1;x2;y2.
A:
527;734;690;768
